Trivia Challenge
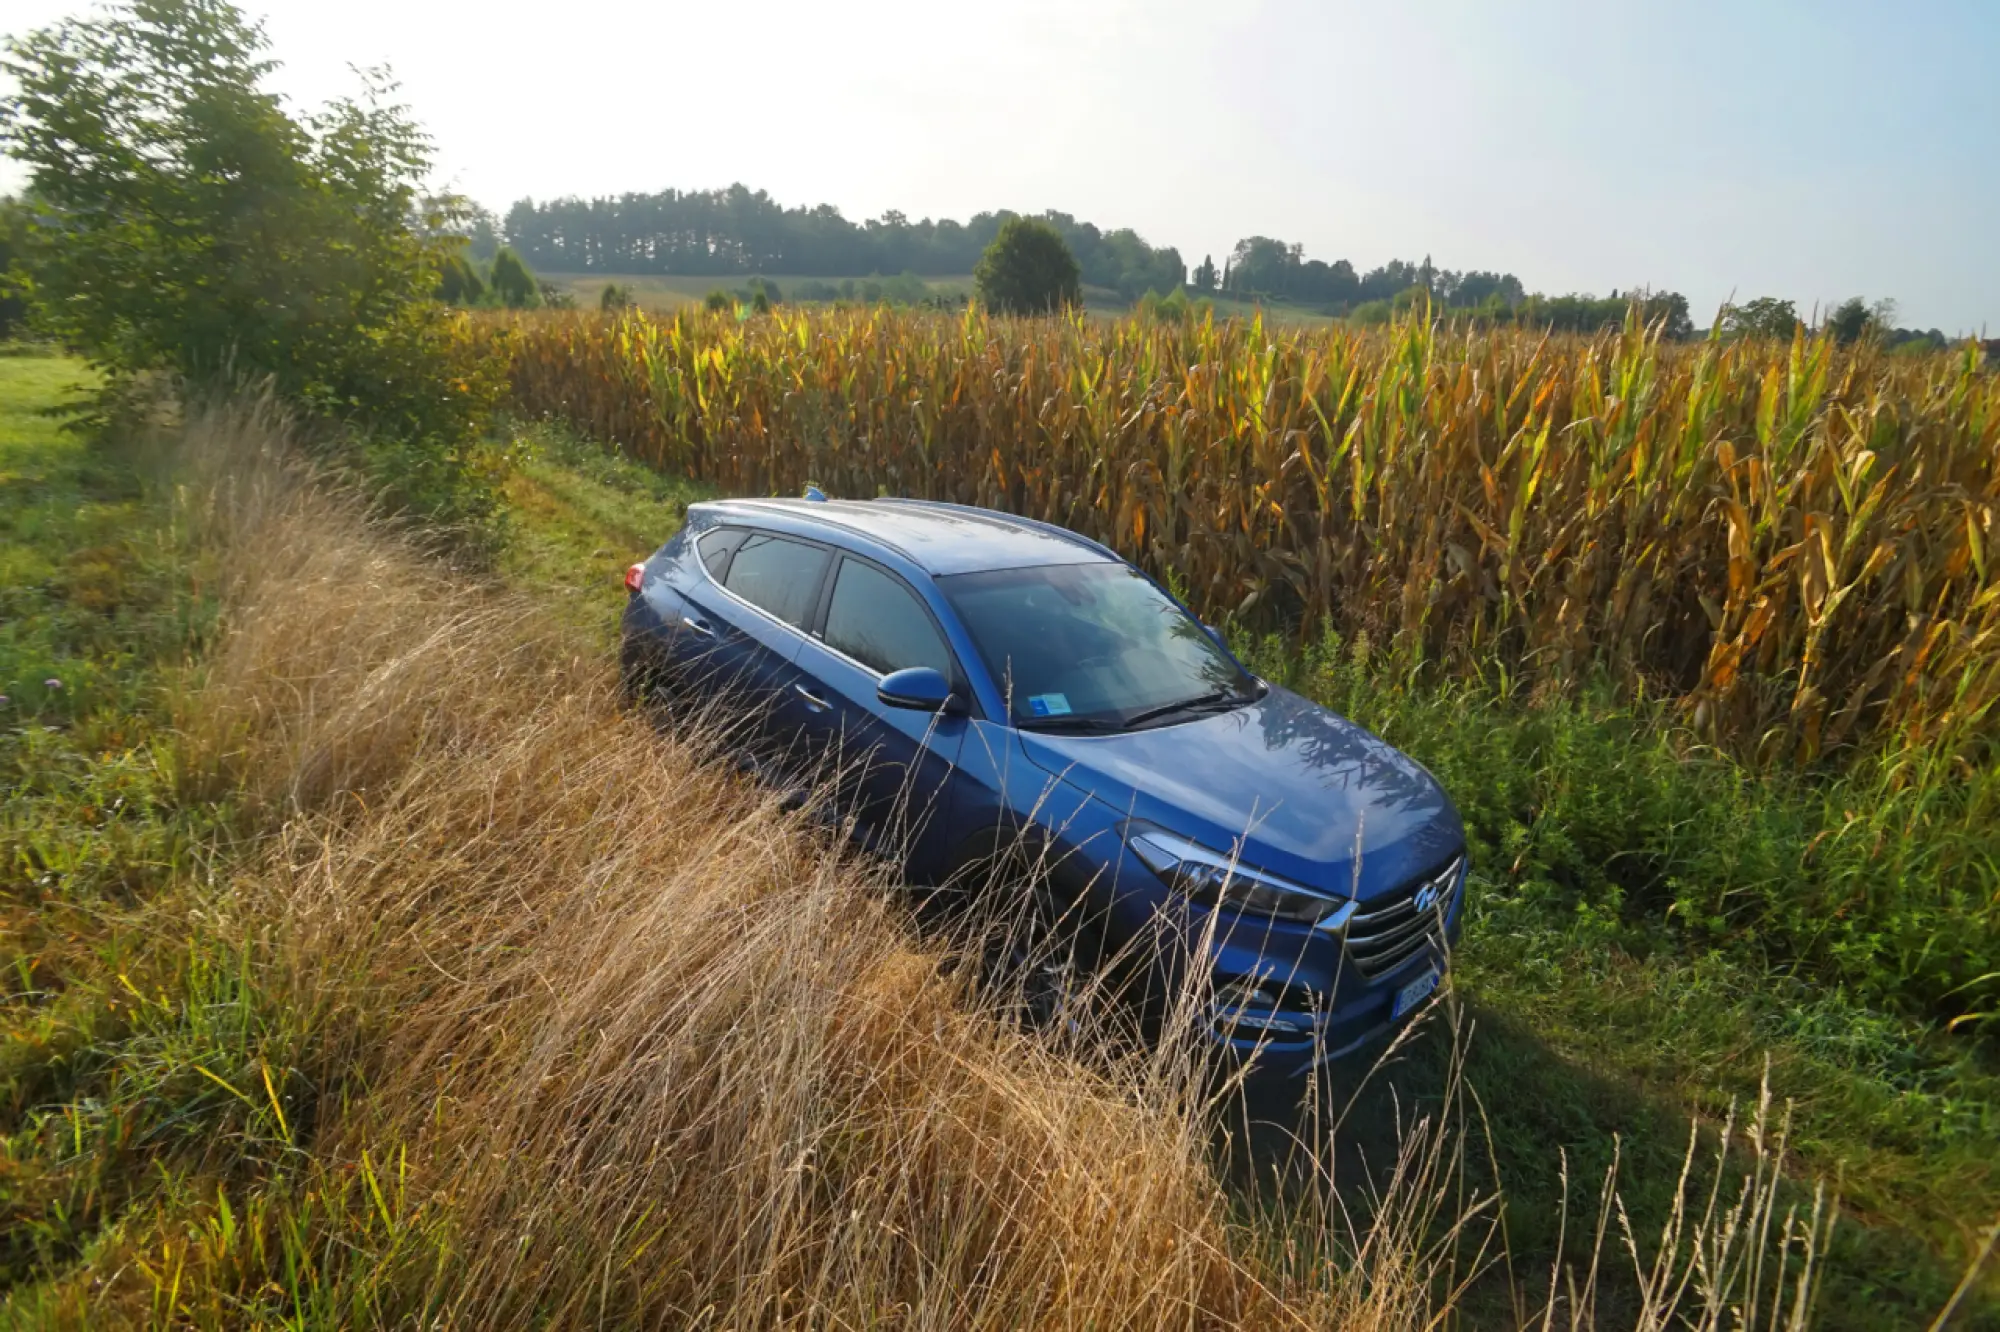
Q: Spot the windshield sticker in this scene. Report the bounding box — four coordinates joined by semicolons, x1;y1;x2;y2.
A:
1028;693;1072;717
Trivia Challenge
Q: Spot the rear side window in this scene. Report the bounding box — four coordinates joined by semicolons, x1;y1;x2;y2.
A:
722;533;830;628
823;558;954;678
696;526;746;580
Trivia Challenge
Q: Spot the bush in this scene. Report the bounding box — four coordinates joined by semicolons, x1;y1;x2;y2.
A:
489;248;541;309
703;289;734;313
436;250;486;305
600;282;635;311
0;0;504;537
974;218;1081;316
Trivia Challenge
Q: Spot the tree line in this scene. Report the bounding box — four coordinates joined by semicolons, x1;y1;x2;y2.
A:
500;186;1185;301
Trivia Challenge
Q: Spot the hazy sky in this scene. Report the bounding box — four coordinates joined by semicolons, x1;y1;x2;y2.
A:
4;0;1994;331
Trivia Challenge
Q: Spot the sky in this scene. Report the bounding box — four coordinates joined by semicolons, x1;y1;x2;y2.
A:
3;0;1995;332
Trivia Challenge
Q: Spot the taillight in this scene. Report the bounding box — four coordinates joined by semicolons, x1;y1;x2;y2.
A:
624;562;646;594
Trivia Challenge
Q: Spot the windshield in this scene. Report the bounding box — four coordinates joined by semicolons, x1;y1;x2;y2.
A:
938;562;1257;729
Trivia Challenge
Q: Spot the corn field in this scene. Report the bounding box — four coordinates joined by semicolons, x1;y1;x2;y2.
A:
493;307;2000;767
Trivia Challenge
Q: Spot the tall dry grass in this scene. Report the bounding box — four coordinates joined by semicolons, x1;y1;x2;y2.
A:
118;398;1841;1327
494;307;2000;768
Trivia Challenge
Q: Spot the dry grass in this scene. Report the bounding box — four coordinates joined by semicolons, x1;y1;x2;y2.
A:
58;398;1850;1328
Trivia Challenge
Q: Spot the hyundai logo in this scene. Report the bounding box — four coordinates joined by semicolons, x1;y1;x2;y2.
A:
1414;879;1443;913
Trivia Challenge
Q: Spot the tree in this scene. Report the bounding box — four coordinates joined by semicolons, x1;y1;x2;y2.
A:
1633;289;1694;340
489;247;541;308
974;218;1080;315
1191;254;1218;292
0;198;28;340
1825;297;1871;345
0;0;502;530
1721;297;1800;341
436;249;485;305
599;282;633;311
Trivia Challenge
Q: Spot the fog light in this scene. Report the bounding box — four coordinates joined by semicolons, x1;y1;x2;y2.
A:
1210;979;1309;1036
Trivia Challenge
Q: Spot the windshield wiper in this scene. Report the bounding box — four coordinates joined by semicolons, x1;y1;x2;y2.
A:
1120;688;1252;730
1015;715;1126;734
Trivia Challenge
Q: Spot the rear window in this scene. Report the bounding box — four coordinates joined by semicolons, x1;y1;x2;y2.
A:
722;533;830;628
696;526;746;579
822;558;954;678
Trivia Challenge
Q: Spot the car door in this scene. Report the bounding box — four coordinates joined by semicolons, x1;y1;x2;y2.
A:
658;525;750;695
697;529;834;770
791;554;967;877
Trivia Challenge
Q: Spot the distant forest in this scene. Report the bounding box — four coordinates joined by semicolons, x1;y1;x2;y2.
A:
502;185;1185;300
499;185;1962;345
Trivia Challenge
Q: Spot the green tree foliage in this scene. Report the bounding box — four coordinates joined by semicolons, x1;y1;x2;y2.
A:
1137;287;1209;325
1721;297;1800;341
0;0;502;532
436;249;486;305
502;186;1182;297
1215;233;1696;338
1823;296;1906;346
488;247;541;308
703;289;734;312
0;198;28;340
1826;297;1871;345
599;282;634;311
464;204;501;262
974;218;1082;316
1191;254;1218;292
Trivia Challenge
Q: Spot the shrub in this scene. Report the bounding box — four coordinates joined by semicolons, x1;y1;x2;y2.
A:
0;0;504;536
974;218;1081;315
436;250;486;305
488;248;541;309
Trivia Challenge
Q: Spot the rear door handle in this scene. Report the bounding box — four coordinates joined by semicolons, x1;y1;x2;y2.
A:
680;615;715;639
794;683;831;711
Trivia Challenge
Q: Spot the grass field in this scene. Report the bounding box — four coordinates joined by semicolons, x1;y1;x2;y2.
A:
541;270;980;311
3;347;1994;1327
539;270;1263;319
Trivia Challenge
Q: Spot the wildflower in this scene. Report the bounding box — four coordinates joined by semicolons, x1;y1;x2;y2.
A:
44;678;63;690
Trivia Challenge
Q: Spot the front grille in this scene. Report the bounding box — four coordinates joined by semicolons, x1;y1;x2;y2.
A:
1344;857;1462;980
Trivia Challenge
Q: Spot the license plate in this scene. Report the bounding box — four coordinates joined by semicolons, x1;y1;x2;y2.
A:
1393;968;1441;1018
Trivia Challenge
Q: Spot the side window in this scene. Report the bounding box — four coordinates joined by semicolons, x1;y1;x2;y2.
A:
696;526;746;580
823;558;954;678
722;533;830;628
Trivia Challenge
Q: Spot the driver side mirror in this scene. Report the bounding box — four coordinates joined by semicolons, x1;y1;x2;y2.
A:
877;666;968;716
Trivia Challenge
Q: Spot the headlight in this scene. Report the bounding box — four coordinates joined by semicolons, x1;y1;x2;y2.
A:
1130;828;1355;930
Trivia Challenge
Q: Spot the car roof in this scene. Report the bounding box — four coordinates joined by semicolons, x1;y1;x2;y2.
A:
694;497;1120;576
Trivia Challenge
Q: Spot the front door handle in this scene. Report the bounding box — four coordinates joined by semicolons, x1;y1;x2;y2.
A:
794;683;831;711
680;615;715;639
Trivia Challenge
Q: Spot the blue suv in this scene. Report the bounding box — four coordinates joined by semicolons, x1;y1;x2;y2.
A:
621;496;1467;1074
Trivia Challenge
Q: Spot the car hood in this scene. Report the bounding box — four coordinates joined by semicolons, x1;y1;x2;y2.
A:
1015;684;1463;900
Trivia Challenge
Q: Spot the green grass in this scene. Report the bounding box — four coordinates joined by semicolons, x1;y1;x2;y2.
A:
496;417;711;643
1237;632;2000;1327
0;354;317;1315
